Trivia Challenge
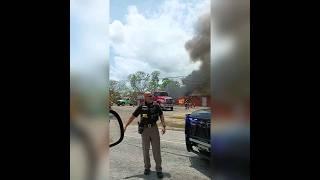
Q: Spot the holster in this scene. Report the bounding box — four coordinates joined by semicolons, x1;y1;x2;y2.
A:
138;121;144;134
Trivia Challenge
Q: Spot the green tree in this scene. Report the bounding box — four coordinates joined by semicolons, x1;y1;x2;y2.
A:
128;71;150;93
109;80;121;104
160;78;172;90
147;71;160;92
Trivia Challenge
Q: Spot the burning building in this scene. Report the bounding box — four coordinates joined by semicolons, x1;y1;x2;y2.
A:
176;94;212;107
180;9;211;106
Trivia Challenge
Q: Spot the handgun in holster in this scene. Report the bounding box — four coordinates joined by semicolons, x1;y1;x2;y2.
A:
138;121;144;134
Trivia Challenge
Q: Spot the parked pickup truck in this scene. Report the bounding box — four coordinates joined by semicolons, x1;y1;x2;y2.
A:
116;97;135;106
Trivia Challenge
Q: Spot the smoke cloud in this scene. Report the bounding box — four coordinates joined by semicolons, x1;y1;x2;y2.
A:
183;10;211;96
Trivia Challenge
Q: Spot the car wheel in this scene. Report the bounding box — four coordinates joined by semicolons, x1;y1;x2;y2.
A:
186;137;192;152
198;149;210;157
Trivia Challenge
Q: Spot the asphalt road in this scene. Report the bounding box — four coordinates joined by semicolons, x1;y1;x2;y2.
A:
109;125;213;179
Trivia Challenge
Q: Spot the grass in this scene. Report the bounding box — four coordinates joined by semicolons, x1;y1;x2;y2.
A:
168;115;185;119
162;112;186;129
166;122;185;129
160;117;185;129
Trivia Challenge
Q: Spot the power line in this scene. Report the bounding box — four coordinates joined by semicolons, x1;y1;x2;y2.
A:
182;79;206;83
158;76;186;79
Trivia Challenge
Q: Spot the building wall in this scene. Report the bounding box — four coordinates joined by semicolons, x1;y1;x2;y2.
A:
175;96;212;107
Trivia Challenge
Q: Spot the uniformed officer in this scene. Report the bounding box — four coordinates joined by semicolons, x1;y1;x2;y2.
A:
124;92;166;178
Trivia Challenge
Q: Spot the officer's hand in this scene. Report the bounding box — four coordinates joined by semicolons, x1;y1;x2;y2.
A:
161;127;166;135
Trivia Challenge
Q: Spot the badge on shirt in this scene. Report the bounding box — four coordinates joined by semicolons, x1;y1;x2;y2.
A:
142;106;148;110
142;114;148;118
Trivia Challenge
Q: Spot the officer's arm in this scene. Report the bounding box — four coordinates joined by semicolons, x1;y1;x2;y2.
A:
124;115;136;129
158;105;166;128
160;114;166;128
125;105;141;129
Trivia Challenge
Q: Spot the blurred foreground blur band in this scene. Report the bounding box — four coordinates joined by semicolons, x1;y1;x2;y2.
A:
70;0;109;178
211;0;250;179
70;82;109;180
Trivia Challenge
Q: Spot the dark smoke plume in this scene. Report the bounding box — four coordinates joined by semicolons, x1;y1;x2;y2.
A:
183;11;211;96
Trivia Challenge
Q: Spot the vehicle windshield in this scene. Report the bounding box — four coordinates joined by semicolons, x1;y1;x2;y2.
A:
154;92;168;96
191;109;211;119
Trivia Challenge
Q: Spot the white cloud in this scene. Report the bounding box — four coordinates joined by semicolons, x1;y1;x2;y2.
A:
110;56;153;81
109;20;124;43
109;0;209;80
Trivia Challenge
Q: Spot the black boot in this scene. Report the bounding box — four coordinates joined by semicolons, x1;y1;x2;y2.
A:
144;169;150;175
157;172;164;178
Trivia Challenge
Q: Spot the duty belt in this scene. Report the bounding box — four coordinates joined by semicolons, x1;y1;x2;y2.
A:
143;123;156;128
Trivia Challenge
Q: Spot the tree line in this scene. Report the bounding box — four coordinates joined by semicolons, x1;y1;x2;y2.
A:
109;70;183;103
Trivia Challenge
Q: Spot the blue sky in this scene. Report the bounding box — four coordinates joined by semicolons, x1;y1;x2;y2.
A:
109;0;210;81
110;0;159;22
109;0;161;69
70;0;210;81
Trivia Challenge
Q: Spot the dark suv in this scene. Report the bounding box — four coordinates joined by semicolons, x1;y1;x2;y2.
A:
185;109;211;158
